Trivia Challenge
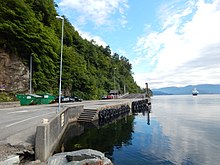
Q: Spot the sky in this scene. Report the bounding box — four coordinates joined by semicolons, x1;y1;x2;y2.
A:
54;0;220;89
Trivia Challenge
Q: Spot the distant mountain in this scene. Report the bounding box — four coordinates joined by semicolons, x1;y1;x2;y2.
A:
152;84;220;95
152;90;172;95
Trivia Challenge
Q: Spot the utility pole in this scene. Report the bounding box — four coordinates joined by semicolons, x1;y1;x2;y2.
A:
30;53;33;94
114;68;116;90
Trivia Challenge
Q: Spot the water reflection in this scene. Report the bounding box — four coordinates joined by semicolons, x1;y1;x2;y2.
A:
55;111;154;165
55;115;135;157
140;109;151;125
55;95;220;165
152;95;220;165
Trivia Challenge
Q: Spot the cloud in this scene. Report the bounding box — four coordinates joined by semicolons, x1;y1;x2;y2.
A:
117;48;128;58
134;0;220;88
78;30;108;47
58;0;129;27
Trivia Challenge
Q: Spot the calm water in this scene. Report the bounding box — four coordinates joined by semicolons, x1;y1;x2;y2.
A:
58;95;220;165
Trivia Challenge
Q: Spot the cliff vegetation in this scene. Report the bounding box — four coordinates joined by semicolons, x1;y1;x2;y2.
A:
0;0;141;100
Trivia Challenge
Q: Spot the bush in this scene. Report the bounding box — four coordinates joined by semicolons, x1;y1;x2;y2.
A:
0;92;17;102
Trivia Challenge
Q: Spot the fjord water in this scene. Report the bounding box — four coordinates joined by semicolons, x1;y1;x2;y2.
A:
59;95;220;165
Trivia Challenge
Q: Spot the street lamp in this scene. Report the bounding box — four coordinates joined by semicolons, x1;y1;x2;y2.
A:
114;68;116;91
56;15;64;113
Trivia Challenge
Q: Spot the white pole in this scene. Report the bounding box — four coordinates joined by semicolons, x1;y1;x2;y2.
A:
56;16;64;113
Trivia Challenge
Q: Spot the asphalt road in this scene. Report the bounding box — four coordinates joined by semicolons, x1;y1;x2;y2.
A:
0;103;57;145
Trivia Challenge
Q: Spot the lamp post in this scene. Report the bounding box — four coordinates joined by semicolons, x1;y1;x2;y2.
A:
29;53;33;94
56;15;64;113
114;68;116;91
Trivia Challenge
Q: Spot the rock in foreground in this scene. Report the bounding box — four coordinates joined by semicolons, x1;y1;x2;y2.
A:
47;149;113;165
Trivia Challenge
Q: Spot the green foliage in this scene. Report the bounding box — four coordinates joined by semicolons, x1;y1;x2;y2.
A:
0;92;17;102
0;0;141;100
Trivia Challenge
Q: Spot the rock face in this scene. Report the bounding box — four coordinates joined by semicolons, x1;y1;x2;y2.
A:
47;149;113;165
0;49;29;93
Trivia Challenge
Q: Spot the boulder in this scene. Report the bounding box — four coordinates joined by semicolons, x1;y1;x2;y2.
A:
0;155;20;165
47;149;112;165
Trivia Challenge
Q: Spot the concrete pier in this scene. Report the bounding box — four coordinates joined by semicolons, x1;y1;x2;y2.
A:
35;98;150;162
35;106;84;161
0;96;151;163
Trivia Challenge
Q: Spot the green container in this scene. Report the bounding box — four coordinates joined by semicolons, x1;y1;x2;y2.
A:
37;94;56;104
16;94;56;105
30;94;43;104
16;94;39;105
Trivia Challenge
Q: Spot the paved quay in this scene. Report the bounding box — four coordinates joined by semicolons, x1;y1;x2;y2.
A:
0;98;141;163
0;99;136;144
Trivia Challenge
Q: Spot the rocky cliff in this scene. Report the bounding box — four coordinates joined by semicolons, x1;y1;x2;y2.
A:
0;49;29;93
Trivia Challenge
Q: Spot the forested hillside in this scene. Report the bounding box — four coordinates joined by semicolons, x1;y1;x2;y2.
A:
0;0;141;99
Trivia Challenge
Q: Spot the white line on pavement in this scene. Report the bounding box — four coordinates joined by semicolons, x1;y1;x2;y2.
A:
8;110;29;113
5;112;55;128
7;108;53;114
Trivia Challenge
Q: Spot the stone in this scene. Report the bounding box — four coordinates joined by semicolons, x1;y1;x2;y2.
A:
0;155;20;165
47;149;113;165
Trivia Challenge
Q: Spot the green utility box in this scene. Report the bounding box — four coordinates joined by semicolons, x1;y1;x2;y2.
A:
16;94;56;106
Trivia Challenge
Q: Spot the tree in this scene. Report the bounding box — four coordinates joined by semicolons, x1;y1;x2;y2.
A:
0;0;141;99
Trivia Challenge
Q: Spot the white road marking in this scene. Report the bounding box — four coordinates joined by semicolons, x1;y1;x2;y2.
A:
7;108;53;114
8;110;29;113
5;112;55;128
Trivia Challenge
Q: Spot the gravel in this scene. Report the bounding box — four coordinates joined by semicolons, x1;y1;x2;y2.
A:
0;144;21;161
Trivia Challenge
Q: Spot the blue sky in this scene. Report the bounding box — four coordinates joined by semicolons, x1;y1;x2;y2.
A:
55;0;220;89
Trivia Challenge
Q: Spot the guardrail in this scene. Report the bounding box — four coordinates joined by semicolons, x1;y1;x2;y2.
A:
0;101;20;109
